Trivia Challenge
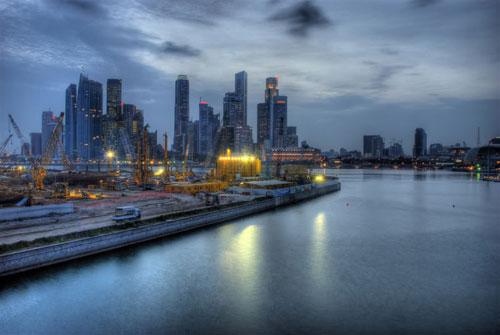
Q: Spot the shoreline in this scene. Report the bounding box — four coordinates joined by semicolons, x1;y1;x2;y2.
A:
0;180;340;277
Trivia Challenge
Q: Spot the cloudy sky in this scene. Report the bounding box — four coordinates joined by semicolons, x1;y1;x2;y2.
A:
1;0;499;153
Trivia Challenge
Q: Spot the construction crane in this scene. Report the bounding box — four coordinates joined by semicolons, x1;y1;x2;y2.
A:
31;113;64;190
119;127;135;161
8;114;30;156
0;134;13;157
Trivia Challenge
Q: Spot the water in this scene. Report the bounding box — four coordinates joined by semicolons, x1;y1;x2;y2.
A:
1;170;499;334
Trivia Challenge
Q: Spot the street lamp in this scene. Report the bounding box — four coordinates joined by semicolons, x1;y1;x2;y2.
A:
106;150;115;172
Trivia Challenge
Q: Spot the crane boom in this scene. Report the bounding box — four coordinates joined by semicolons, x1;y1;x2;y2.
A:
31;112;64;190
0;134;13;156
8;114;28;145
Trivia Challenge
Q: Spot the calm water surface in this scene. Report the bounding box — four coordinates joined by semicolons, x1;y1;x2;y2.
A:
1;170;499;334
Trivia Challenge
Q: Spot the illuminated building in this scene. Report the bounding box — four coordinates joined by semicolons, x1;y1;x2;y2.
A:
104;79;122;158
174;75;189;160
216;149;262;181
76;73;103;161
271;147;321;163
64;83;77;160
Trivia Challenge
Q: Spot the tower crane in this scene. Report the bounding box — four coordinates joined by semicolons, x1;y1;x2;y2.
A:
31;113;64;190
8;114;30;156
0;134;13;157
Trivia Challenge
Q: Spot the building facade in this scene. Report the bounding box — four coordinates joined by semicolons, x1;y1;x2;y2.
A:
64;84;77;160
174;75;189;159
363;135;384;158
30;132;42;157
76;73;103;161
413;128;427;158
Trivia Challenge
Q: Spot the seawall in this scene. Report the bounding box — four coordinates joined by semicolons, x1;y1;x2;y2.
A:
0;181;340;276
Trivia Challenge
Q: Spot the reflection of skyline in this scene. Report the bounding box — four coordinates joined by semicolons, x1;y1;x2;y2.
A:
311;212;328;290
219;224;261;315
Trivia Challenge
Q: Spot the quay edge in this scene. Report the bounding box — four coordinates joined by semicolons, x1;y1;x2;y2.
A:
0;181;340;277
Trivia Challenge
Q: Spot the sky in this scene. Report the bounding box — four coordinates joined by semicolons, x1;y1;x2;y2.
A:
1;0;499;153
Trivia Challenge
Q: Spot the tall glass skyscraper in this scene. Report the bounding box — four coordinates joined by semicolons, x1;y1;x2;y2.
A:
64;84;77;160
235;71;247;126
174;75;189;159
105;79;122;157
76;73;103;161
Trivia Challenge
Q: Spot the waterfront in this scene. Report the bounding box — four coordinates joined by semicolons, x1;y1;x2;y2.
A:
0;170;499;334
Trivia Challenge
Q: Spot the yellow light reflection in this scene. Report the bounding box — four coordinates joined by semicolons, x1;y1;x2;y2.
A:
311;212;328;289
220;224;261;313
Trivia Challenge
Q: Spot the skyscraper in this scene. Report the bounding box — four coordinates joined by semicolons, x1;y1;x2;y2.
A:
105;79;122;156
363;135;384;158
199;100;215;159
286;126;299;147
174;75;189;159
223;92;242;127
235;71;247;126
413;128;427;158
106;79;122;120
64;84;77;160
76;73;103;161
272;95;288;148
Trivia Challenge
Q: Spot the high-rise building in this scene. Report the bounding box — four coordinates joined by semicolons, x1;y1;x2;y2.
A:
220;72;253;154
76;73;103;161
363;135;384;158
235;71;247;126
174;75;189;159
223;92;242;127
286;126;299;147
256;77;292;149
105;79;122;157
42;111;57;155
198;101;215;159
272;96;288;148
106;79;122;120
413;128;427;158
30;132;42;157
64;84;77;160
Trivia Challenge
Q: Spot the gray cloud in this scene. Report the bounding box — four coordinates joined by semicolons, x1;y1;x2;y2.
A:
411;0;441;8
160;41;201;57
50;0;106;16
270;0;331;37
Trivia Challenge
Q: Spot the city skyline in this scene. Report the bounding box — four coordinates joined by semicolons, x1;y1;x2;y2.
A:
1;0;499;153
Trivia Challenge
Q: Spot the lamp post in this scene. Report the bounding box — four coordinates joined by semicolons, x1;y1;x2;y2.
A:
106;150;115;172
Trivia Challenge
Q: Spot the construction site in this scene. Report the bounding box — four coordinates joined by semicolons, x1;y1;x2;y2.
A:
0;114;324;254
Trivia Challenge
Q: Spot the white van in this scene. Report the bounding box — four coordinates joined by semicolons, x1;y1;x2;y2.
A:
112;206;141;221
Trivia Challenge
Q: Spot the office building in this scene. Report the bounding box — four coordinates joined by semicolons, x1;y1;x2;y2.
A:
413;128;427;158
30;132;42;157
76;73;103;161
286;126;299;147
174;75;189;159
235;71;248;126
363;135;384;158
64;84;77;160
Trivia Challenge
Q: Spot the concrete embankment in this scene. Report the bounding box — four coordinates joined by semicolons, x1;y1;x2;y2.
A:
0;181;340;276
